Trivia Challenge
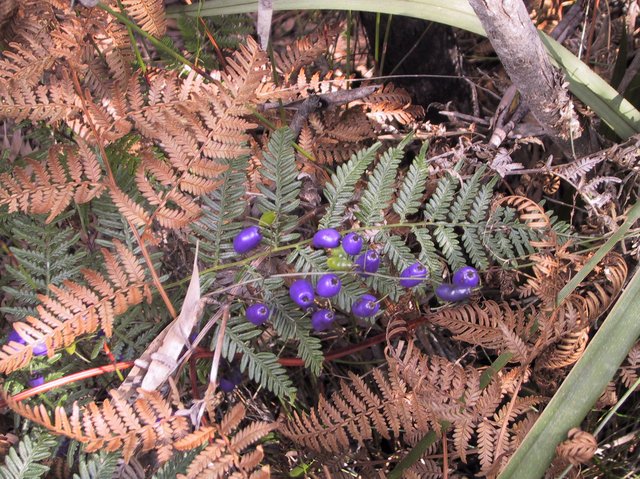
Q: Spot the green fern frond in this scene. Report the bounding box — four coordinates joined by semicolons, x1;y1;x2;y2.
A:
366;262;403;303
192;154;249;270
423;170;459;222
393;141;429;222
413;226;444;278
263;277;324;376
462;177;497;270
108;303;166;361
72;451;120;479
433;224;466;271
356;136;412;228
221;316;296;401
320;143;381;229
448;167;486;223
483;206;532;264
0;214;86;320
258;128;301;246
380;232;416;273
0;431;58;479
152;450;200;479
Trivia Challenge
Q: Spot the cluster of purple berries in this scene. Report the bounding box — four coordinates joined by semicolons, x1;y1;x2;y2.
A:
435;266;480;302
233;225;478;331
288;276;340;331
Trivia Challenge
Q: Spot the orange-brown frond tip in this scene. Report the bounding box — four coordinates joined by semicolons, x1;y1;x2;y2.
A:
556;428;597;466
120;0;166;37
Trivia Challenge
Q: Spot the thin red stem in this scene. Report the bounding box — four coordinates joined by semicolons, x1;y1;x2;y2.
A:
1;316;432;408
0;361;134;409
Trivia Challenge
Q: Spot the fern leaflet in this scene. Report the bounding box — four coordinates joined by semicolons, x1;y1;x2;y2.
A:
263;277;324;376
355;136;411;228
72;451;120;479
192;154;249;269
393;140;428;221
257;128;301;246
221;318;296;401
152;450;200;479
0;431;58;479
320;143;380;229
0;213;86;320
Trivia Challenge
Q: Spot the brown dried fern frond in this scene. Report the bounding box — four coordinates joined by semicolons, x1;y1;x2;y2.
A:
220;36;270;115
536;326;590;370
428;300;534;359
114;38;269;233
282;341;543;475
282;341;503;460
2;388;188;463
0;73;80;125
496;195;552;232
0;142;105;223
126;71;253;230
556;428;598;466
365;83;425;126
0;242;150;374
120;0;166;37
619;341;640;389
175;403;274;479
274;24;341;83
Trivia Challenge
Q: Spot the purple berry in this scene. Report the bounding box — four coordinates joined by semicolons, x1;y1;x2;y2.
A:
400;262;429;288
435;283;472;302
290;280;315;308
452;266;480;288
8;330;46;356
219;377;236;393
233;226;263;254
8;330;25;345
28;375;44;388
342;233;363;256
352;294;380;317
316;274;342;298
246;303;270;326
311;309;335;331
355;250;380;275
312;228;341;249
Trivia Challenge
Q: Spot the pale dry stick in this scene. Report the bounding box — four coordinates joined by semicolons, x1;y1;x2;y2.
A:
175;256;268;389
489;0;586;149
68;68;177;318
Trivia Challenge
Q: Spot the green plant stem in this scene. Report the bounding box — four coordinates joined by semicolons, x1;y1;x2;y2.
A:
169;220;640;290
345;11;352;79
97;2;214;82
115;0;146;73
593;375;640;437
